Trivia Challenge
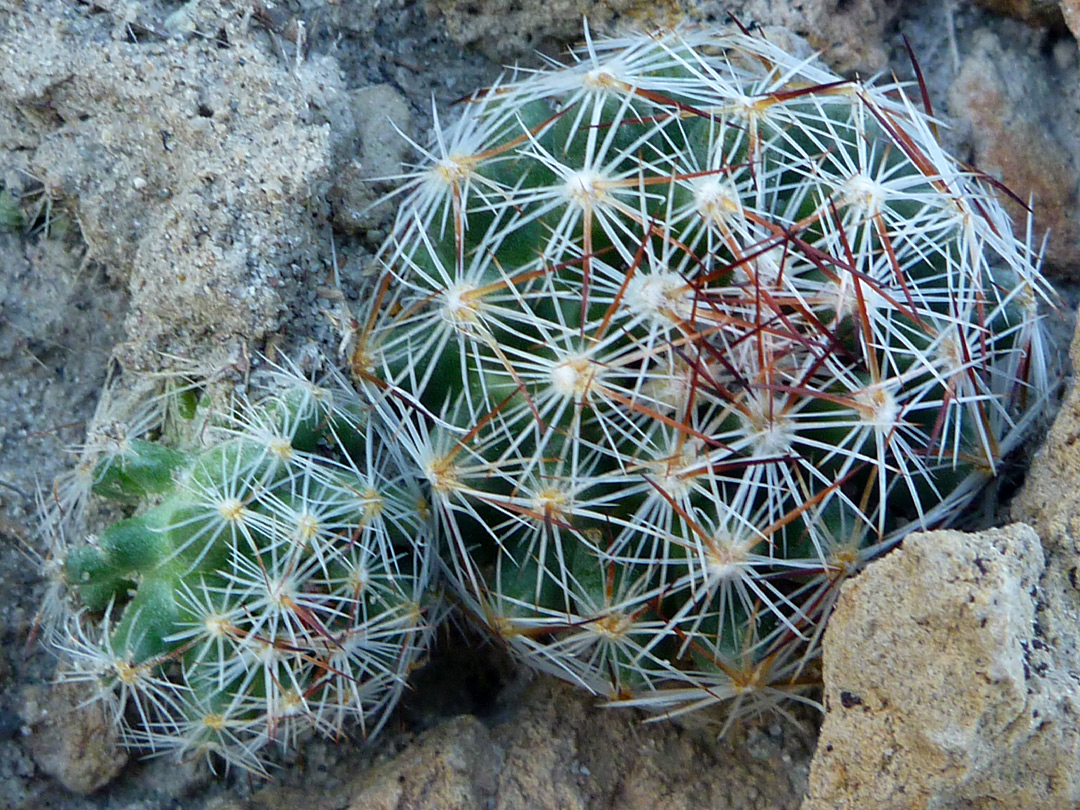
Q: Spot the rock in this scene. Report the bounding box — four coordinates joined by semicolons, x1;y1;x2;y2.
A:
1065;0;1080;41
1011;308;1080;807
426;0;898;75
345;717;498;810
485;678;812;810
1014;308;1080;559
244;677;812;810
973;0;1066;27
243;719;497;810
326;84;414;235
947;28;1080;280
803;525;1080;810
23;681;128;795
426;0;683;64
0;0;344;371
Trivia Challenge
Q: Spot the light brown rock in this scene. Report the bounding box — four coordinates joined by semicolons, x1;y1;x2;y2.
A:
1014;308;1080;559
426;0;683;63
349;718;497;810
973;0;1066;26
243;677;812;810
24;681;129;795
0;3;342;371
484;677;812;810
803;525;1080;810
327;84;414;235
1065;0;1080;41
1011;308;1080;808
426;0;898;75
947;29;1080;279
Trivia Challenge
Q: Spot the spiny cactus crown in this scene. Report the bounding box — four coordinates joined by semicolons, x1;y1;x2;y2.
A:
358;25;1053;715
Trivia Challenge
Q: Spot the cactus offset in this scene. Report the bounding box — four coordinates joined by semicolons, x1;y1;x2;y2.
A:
47;362;437;773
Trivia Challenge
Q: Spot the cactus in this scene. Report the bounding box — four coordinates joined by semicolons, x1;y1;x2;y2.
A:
46;361;438;773
39;23;1057;775
358;25;1054;717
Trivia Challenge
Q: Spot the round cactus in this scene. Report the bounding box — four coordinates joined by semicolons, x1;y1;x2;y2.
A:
48;362;438;773
358;26;1055;716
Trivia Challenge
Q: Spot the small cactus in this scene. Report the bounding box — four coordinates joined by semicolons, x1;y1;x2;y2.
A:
46;361;438;773
359;25;1054;717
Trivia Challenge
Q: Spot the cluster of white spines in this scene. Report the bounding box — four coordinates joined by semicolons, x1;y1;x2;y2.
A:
43;361;438;774
361;25;1053;714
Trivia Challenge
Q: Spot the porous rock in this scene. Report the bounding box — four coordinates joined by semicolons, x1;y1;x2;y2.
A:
243;718;496;810
1015;307;1080;561
369;680;809;810
426;0;898;75
241;678;811;810
23;681;129;795
973;0;1066;27
344;716;498;810
0;0;343;371
326;84;414;235
1065;0;1080;41
425;0;683;63
947;27;1080;279
802;525;1080;810
1011;307;1080;806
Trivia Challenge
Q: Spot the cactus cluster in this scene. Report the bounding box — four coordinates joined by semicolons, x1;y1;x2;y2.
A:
43;364;436;774
357;26;1053;715
42;24;1054;774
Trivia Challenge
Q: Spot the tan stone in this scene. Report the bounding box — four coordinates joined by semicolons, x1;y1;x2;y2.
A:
24;681;128;795
803;525;1080;810
0;10;342;371
326;84;414;235
344;717;497;810
1065;0;1080;41
973;0;1065;26
244;677;811;810
1014;309;1080;558
426;0;898;75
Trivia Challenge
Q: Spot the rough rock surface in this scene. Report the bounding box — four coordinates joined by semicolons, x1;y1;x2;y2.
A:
947;27;1080;279
23;682;129;795
0;4;342;372
235;678;813;810
1065;0;1080;40
974;0;1066;27
1012;306;1080;787
426;0;899;75
802;525;1080;810
1015;308;1080;561
326;84;414;235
